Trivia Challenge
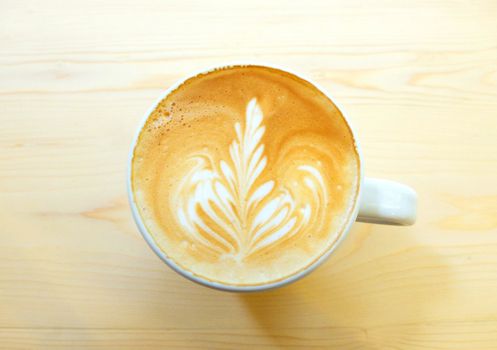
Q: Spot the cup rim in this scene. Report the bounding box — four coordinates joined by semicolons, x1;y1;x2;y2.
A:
127;61;364;292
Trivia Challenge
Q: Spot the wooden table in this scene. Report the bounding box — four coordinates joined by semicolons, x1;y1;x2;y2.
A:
2;1;497;349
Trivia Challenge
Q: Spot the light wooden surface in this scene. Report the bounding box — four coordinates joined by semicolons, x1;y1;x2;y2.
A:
1;1;497;349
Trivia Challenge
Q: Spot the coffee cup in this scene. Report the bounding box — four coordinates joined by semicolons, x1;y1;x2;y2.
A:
128;63;417;292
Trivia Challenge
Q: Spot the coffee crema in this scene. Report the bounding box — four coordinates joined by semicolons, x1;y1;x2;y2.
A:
131;65;360;286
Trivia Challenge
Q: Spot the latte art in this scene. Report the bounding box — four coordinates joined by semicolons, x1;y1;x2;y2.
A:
176;98;327;260
132;65;360;286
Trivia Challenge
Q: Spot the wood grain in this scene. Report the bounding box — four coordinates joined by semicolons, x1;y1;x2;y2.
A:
1;0;497;349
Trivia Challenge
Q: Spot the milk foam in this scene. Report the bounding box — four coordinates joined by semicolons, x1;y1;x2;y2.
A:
175;98;325;260
132;65;360;286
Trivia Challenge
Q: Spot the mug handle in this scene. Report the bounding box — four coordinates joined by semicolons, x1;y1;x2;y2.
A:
357;178;417;226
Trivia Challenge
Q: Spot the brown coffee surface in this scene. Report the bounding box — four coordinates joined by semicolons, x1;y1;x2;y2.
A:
131;65;360;286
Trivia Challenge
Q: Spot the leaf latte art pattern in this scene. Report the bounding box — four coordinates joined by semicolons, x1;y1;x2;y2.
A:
176;99;328;260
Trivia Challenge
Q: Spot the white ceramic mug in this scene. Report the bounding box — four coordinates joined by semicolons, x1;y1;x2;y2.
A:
127;62;417;292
